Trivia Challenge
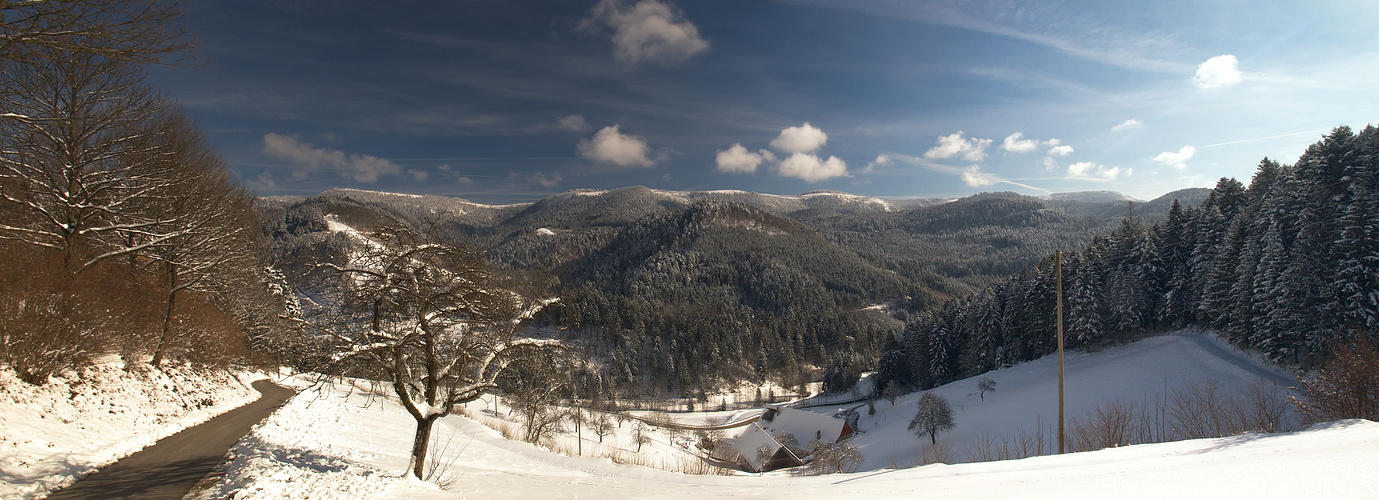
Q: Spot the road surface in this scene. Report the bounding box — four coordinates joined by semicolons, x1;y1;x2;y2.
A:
45;379;296;500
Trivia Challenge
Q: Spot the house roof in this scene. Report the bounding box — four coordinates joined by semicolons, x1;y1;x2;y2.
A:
758;405;850;444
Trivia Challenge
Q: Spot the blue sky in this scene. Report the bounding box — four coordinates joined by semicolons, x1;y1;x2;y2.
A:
150;0;1379;204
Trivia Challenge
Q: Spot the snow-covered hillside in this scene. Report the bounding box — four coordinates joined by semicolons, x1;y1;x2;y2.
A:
0;358;273;498
196;332;1379;499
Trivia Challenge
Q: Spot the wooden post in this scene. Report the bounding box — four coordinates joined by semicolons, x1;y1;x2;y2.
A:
1056;250;1066;454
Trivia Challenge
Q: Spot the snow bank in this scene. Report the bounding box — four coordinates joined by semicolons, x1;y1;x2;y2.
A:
0;358;272;499
205;373;1379;499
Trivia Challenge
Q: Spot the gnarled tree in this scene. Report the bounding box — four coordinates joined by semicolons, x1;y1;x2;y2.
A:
306;225;561;480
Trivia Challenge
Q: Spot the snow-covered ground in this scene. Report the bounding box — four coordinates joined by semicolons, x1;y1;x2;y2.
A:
0;357;274;498
198;331;1379;499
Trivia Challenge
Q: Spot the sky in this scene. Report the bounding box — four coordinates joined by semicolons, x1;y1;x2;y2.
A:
149;0;1379;205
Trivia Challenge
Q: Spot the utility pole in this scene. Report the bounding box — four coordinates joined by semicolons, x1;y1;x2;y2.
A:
1056;250;1066;454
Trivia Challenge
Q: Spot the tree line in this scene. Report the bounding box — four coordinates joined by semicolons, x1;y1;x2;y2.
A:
876;125;1379;395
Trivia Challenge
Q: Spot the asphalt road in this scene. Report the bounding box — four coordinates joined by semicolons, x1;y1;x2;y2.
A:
45;379;296;500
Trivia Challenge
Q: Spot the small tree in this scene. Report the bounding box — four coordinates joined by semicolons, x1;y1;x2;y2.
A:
632;423;652;452
908;392;956;445
591;414;614;443
977;377;997;402
883;384;904;407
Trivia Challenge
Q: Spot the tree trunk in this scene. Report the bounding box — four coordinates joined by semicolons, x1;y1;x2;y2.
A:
409;414;440;480
929;432;936;445
151;264;178;367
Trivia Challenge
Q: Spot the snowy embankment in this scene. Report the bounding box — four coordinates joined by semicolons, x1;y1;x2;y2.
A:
201;332;1379;499
0;357;274;499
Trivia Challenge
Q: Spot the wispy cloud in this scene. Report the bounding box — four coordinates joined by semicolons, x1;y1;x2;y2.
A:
1111;118;1143;132
261;133;401;183
888;153;1048;192
786;0;1191;74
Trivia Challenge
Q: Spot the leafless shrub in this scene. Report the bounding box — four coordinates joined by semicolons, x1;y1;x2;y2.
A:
1291;334;1379;423
804;440;863;474
965;431;1014;462
1242;379;1292;432
919;440;954;465
1067;398;1143;452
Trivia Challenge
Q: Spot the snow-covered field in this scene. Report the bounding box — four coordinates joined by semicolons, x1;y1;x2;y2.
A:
0;357;273;498
198;332;1379;499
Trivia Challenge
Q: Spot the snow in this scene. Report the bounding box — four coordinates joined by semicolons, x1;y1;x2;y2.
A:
535;227;556;237
0;357;275;499
194;331;1379;499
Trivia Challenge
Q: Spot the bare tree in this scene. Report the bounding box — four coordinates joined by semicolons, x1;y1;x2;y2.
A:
0;47;177;272
132;110;262;367
908;392;956;445
591;414;614;443
306;225;562;480
0;0;193;65
977;377;996;402
631;423;651;452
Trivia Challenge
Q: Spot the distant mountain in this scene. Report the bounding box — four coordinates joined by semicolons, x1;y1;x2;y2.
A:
265;186;1202;395
1043;190;1139;204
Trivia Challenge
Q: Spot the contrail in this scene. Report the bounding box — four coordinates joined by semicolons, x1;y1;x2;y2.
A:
1198;130;1325;149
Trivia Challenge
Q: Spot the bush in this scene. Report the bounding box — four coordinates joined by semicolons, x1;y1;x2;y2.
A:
1292;334;1379;422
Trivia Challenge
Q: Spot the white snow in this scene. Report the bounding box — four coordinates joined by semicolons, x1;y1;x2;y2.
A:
193;331;1379;499
0;357;275;499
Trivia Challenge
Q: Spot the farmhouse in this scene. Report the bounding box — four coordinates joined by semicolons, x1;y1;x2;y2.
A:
709;404;854;472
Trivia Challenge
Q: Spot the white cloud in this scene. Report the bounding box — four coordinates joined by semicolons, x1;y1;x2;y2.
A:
770;122;829;154
1067;162;1129;180
558;114;591;132
961;165;1000;187
577;125;656;167
1048;144;1074;157
925;132;992;162
1111;118;1143;132
1194;55;1242;89
261;133;400;183
778;153;847;182
1153;145;1196;170
715;143;774;173
1002;132;1040;153
587;0;709;66
408;169;430;182
862;154;892;173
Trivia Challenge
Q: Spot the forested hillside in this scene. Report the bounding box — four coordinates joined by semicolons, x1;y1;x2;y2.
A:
876;125;1379;394
267;184;1203;397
